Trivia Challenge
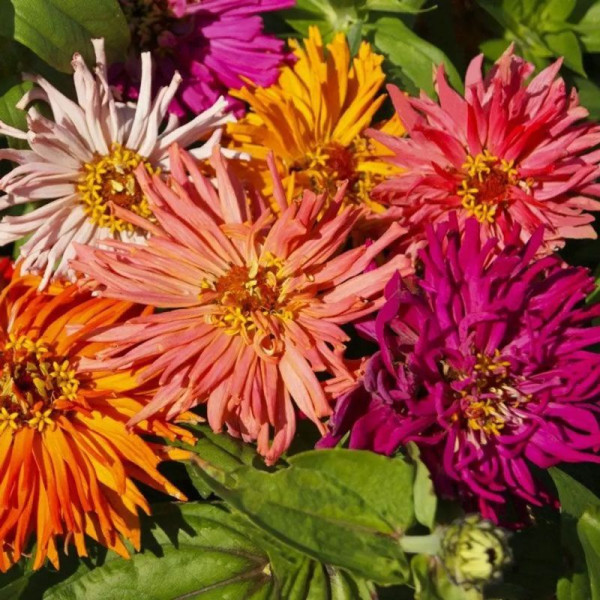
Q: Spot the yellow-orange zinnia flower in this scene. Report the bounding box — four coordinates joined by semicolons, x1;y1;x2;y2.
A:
0;274;194;572
226;26;404;222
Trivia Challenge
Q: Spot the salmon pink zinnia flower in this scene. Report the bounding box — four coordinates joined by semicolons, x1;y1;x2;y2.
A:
0;274;194;572
370;47;600;255
320;217;600;522
72;145;411;463
0;39;231;288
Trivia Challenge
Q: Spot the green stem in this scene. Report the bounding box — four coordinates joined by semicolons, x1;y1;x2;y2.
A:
399;532;442;556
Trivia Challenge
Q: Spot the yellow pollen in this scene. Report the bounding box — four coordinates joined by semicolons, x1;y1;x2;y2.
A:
77;143;159;234
457;151;522;224
447;350;529;440
0;334;81;434
293;136;388;213
202;253;302;346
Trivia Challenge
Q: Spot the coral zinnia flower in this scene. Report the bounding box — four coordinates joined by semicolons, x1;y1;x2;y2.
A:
0;273;194;572
0;38;231;288
370;46;600;254
226;26;404;223
71;145;411;463
320;216;600;521
110;0;294;117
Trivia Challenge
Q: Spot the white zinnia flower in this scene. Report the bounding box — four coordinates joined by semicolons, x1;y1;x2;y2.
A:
0;38;232;288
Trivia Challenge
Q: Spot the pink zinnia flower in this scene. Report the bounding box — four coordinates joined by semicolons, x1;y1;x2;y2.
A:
0;39;231;288
320;216;600;522
71;145;411;463
110;0;294;117
370;46;600;255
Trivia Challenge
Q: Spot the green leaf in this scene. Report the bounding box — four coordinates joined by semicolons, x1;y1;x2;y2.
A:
539;0;576;23
373;17;463;97
550;468;600;600
544;30;585;75
407;444;437;531
363;0;427;14
44;503;274;600
410;554;481;600
577;507;600;600
190;449;416;584
0;81;31;148
174;424;270;499
576;2;600;53
0;0;130;73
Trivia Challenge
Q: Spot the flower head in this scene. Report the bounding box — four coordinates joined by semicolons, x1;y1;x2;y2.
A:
0;273;194;572
111;0;293;117
226;26;404;225
370;46;600;254
320;216;600;520
71;145;411;463
0;38;231;288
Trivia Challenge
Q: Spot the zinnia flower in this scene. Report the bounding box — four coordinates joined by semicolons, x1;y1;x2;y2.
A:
0;38;231;288
370;46;600;254
226;26;404;225
320;216;600;521
71;145;411;463
0;273;195;572
110;0;294;117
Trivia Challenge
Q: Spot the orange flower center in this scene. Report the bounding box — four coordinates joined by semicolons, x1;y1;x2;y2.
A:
78;143;158;234
457;151;522;224
297;136;387;213
202;254;301;348
446;351;529;440
0;334;80;434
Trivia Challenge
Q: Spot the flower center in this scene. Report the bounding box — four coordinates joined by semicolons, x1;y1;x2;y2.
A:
78;143;158;233
118;0;178;52
0;334;80;434
297;136;387;213
202;254;299;348
456;151;520;224
448;351;529;440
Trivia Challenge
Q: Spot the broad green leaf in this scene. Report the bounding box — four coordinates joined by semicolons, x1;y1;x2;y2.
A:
577;507;600;600
173;424;270;499
539;0;576;23
576;2;600;53
544;30;585;75
0;0;130;73
373;17;463;97
190;449;416;584
44;503;274;600
407;444;437;531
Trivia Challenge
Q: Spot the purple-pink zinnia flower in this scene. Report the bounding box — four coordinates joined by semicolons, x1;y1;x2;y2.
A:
320;216;600;522
111;0;294;117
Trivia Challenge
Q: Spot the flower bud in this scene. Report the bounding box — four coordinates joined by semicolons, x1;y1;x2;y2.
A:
440;514;512;587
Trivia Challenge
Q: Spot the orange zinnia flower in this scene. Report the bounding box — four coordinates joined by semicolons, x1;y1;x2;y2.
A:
0;273;194;572
72;145;411;463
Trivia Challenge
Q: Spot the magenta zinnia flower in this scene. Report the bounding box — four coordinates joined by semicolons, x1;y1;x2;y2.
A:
320;216;600;521
370;46;600;255
71;145;411;463
111;0;294;117
0;39;231;288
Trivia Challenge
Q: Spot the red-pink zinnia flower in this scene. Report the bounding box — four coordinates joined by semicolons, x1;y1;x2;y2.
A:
370;46;600;256
320;216;600;522
71;145;411;462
